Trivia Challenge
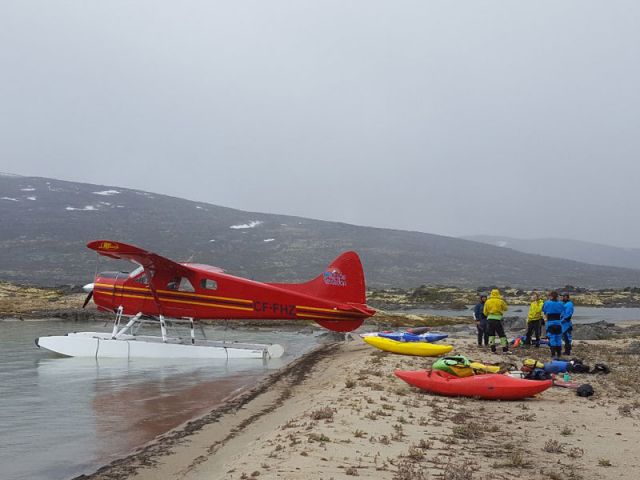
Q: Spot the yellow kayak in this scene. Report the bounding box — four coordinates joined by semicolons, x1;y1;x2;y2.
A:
363;336;453;357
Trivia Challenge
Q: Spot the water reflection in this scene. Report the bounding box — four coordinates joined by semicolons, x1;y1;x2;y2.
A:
34;354;295;470
1;321;318;480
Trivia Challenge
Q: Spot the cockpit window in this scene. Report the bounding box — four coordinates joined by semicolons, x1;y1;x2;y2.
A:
128;266;149;285
129;266;144;278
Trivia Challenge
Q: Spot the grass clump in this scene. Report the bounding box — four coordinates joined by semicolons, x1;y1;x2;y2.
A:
543;439;564;453
560;425;574;436
307;433;330;443
452;422;483;440
443;461;474;480
492;450;531;469
405;446;425;461
393;460;427;480
310;407;335;421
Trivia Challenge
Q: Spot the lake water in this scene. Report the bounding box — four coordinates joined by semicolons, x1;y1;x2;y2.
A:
0;320;320;480
405;306;640;324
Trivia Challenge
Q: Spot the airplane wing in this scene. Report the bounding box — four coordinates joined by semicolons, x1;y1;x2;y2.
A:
86;240;191;276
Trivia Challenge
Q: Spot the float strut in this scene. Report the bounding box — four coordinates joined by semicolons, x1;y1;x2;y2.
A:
111;306;124;339
159;315;168;343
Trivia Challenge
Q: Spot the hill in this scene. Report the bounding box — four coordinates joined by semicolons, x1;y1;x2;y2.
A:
463;235;640;271
2;174;640;288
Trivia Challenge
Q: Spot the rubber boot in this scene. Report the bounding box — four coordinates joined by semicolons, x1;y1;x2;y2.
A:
500;337;508;354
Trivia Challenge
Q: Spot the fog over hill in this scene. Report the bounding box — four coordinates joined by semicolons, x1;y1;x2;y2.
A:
463;235;640;271
2;174;640;289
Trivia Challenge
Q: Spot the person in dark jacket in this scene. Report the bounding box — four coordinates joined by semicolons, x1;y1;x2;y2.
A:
473;294;488;346
561;293;574;356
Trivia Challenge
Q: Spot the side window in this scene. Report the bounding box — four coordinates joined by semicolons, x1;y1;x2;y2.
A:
200;278;218;290
166;277;195;292
178;277;195;292
135;272;149;285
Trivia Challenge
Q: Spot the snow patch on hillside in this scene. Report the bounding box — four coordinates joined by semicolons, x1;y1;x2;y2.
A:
20;187;36;192
1;197;18;202
26;196;37;201
263;238;275;242
230;221;263;229
93;190;120;196
496;241;508;247
134;191;154;198
66;205;98;211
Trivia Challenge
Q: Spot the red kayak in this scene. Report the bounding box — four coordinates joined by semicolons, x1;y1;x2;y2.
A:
394;369;552;400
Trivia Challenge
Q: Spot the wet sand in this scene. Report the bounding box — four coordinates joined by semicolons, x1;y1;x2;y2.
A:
78;335;640;480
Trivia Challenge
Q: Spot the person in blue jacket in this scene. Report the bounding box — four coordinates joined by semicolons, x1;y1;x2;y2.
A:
542;290;565;359
473;294;488;346
561;293;574;356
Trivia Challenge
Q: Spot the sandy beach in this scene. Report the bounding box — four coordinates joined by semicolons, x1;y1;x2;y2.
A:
76;330;640;480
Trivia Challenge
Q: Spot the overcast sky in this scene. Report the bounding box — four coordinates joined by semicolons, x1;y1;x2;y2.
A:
1;1;639;247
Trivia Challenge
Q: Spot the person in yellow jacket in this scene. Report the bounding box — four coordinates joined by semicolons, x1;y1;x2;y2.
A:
483;289;509;353
524;292;544;347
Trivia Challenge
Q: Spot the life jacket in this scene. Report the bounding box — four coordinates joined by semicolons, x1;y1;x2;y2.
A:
523;358;545;370
469;362;501;374
432;356;474;377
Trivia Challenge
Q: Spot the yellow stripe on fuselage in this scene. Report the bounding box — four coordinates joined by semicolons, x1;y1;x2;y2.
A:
296;312;361;321
158;296;254;311
94;291;254;312
93;283;252;305
296;305;364;318
296;305;339;313
94;284;365;318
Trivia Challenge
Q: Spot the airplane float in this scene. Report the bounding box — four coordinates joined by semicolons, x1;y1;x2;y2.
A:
36;240;376;360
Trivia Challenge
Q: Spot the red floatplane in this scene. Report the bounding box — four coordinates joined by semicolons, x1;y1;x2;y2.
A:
36;240;376;360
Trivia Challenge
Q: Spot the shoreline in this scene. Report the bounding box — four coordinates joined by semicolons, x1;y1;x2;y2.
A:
74;343;340;480
74;335;640;480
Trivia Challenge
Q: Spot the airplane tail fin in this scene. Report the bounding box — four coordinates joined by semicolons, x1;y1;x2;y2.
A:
271;251;373;332
301;251;367;305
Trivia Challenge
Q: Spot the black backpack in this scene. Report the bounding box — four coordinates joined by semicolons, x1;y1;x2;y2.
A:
576;384;594;397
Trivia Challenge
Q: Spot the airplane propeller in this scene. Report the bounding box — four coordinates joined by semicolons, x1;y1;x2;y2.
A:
82;283;94;308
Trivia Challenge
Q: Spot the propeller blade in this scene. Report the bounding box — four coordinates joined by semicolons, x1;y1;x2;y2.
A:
82;291;93;308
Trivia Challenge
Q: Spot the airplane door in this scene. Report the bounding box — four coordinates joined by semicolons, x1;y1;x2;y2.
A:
112;272;127;309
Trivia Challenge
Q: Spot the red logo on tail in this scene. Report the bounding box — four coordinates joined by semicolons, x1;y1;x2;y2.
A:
323;268;347;287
